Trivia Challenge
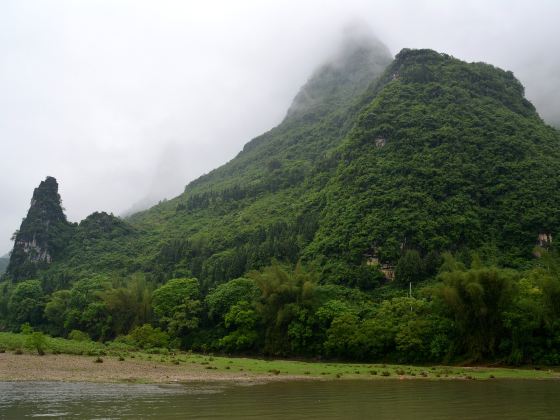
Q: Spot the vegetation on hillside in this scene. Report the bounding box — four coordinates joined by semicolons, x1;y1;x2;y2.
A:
0;257;8;275
2;43;560;366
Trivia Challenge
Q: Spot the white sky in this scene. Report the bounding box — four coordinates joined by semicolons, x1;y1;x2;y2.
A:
1;0;559;254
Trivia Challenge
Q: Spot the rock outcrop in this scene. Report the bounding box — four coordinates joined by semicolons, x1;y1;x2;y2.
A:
6;176;73;280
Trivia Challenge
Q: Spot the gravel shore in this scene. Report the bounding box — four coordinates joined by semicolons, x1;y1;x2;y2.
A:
0;353;308;384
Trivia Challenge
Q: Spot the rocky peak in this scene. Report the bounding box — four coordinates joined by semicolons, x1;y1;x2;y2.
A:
6;176;72;281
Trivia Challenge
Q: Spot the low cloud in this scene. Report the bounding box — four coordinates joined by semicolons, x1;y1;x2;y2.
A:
1;0;559;253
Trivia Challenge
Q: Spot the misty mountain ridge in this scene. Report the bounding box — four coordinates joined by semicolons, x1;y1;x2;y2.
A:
5;28;560;365
5;32;560;290
286;27;392;118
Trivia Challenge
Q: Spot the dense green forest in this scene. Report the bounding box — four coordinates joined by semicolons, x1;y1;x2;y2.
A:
2;38;560;365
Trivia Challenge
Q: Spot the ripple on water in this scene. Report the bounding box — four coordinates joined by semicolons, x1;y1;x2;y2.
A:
1;380;560;419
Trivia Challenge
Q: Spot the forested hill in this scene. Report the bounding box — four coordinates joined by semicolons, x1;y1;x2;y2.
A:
130;32;392;215
117;33;395;288
307;49;560;271
4;35;560;364
5;40;560;291
125;47;560;289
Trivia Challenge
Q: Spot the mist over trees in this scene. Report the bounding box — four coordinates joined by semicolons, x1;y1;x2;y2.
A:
2;29;560;366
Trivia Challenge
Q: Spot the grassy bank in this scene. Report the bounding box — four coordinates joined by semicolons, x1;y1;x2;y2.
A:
0;332;558;383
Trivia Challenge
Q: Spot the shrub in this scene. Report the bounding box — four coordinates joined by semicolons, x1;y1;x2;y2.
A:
20;323;33;335
68;330;91;342
27;332;47;355
128;324;170;349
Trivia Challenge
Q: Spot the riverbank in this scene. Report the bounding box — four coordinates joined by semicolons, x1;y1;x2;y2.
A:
1;351;559;384
0;353;307;383
1;332;558;383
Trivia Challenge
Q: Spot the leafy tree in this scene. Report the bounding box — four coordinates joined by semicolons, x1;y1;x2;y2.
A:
152;278;201;339
100;276;152;337
436;267;516;360
80;302;111;341
8;280;45;327
205;277;259;322
502;276;544;364
219;301;259;352
252;263;317;355
127;324;170;349
395;250;424;287
324;313;360;358
44;290;71;336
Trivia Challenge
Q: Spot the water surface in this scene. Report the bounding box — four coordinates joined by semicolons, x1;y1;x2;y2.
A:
1;379;559;419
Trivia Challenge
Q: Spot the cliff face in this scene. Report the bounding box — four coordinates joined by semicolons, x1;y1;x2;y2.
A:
6;176;73;280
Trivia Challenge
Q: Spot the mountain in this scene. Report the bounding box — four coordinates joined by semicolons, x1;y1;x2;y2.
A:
5;40;560;290
4;34;560;364
6;176;74;281
307;49;560;271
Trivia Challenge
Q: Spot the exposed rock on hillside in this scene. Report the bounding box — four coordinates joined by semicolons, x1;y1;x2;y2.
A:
6;176;73;280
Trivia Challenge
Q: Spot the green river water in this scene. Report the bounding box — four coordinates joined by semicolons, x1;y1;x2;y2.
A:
1;379;559;419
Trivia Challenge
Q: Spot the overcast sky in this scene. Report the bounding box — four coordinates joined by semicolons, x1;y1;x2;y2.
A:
1;0;559;255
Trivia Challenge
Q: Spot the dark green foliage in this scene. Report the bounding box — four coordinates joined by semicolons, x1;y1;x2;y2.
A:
309;49;560;270
205;277;259;322
2;43;560;366
152;278;201;339
44;290;71;336
99;278;152;337
8;280;45;327
250;264;318;355
395;250;425;286
436;267;516;360
219;301;259;352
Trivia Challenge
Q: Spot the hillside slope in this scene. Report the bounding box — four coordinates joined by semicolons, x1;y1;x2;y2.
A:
4;41;560;364
116;33;393;288
307;49;560;272
0;256;8;275
5;44;560;292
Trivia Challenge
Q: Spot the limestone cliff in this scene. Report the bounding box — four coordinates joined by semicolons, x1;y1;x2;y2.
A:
6;176;73;280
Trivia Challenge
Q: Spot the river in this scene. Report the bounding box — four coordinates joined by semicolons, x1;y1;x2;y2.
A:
1;379;559;419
